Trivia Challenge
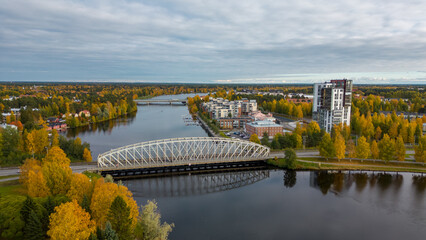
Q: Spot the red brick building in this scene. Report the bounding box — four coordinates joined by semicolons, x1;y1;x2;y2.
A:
245;121;283;137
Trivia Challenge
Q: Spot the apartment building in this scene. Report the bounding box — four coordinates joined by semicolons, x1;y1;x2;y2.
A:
313;79;352;133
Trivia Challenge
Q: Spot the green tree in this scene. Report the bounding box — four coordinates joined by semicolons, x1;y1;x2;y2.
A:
356;136;370;159
319;133;334;160
271;138;281;149
107;196;132;240
261;132;269;146
284;148;297;169
134;200;173;240
395;136;406;161
103;221;119;240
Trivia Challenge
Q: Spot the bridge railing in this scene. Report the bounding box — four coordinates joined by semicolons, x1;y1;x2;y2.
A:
97;137;270;170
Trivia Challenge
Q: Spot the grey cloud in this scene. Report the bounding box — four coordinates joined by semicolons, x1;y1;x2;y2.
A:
0;0;426;83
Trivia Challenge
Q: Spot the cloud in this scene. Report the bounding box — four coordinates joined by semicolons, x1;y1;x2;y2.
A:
0;0;426;83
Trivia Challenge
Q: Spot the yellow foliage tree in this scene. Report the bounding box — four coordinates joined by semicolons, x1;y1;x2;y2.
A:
48;200;96;240
333;133;346;160
51;129;59;147
83;148;92;162
42;161;72;196
249;134;261;144
90;179;139;228
43;146;71;166
370;140;379;159
27;170;50;198
19;158;41;186
356;136;370;159
395;136;406;161
67;173;92;204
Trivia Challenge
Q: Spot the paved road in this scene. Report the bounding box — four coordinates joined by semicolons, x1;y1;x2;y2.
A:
0;163;97;179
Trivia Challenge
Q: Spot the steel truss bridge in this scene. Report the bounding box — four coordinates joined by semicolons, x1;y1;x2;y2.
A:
97;137;271;172
135;99;187;105
127;170;270;197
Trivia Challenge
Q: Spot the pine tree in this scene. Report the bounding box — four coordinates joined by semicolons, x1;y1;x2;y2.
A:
395;136;406;161
25;210;44;240
319;133;335;160
104;221;119;240
81;194;92;214
107;196;133;240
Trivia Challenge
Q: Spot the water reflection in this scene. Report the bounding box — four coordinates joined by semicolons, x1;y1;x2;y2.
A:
309;171;424;198
283;170;296;188
125;169;270;198
65;111;137;138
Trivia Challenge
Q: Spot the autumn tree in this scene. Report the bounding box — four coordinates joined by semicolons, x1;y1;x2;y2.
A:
51;129;59;147
379;134;395;162
90;179;139;228
83;148;92;162
20;158;49;197
249;134;261;144
42;146;72;195
370;140;379;159
319;133;334;160
48;200;96;240
414;136;426;162
333;133;346;161
395;136;406;161
67;173;92;204
346;139;356;158
356;136;370;159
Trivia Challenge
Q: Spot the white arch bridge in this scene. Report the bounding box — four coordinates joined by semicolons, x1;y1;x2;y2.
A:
97;137;270;171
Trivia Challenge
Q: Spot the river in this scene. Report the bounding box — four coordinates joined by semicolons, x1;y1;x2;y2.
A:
64;94;426;240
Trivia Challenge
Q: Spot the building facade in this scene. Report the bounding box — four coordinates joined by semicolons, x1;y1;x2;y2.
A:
313;79;352;133
202;98;257;129
245;121;283;137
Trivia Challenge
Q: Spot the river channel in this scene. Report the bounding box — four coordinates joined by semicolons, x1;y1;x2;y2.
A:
64;94;426;240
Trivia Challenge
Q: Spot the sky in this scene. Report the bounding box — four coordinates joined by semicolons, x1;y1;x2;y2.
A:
1;0;426;84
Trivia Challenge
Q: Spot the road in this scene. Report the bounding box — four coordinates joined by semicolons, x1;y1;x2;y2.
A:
0;163;97;182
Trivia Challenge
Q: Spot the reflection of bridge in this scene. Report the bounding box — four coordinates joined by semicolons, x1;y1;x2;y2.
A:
127;170;270;197
97;137;270;176
135;99;187;105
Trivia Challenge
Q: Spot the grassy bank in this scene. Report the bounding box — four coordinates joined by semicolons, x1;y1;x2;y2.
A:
268;157;426;173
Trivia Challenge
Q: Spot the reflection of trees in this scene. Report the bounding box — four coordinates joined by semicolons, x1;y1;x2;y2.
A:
332;173;344;193
412;175;426;194
377;173;392;192
65;112;137;138
354;173;368;192
283;170;296;188
393;174;403;193
317;171;335;195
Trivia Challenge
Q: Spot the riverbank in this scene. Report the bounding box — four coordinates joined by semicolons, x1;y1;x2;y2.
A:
268;157;426;173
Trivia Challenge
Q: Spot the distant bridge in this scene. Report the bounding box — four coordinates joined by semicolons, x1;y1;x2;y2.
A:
135;99;187;105
97;137;271;176
127;170;270;197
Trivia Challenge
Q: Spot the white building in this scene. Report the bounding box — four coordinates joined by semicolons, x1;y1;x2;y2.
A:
313;79;352;133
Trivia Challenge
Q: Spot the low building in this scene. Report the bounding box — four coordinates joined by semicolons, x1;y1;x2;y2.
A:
79;110;91;118
46;122;67;131
219;117;252;129
0;123;18;130
245;121;283;137
249;111;276;122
